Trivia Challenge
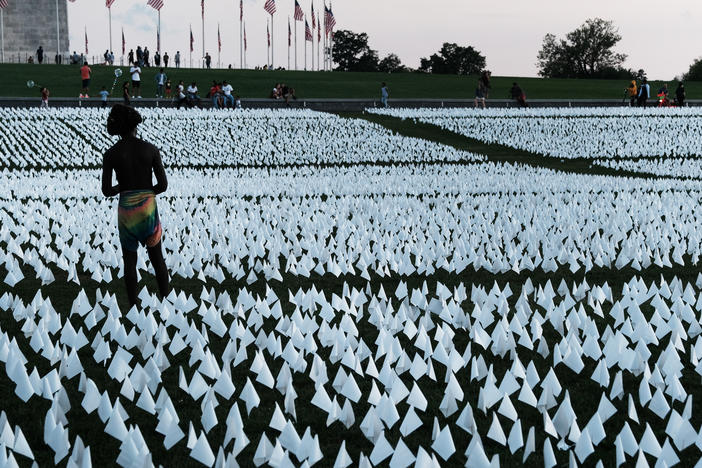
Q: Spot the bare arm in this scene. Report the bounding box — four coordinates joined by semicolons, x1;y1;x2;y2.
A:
152;148;168;195
101;154;120;197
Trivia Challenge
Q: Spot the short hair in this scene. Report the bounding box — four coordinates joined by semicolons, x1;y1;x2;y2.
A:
107;104;143;136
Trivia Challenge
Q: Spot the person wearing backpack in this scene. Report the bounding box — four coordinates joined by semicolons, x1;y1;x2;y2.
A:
637;79;650;107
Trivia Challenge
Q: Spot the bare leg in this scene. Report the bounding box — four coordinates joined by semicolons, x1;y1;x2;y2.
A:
147;241;170;300
122;249;138;307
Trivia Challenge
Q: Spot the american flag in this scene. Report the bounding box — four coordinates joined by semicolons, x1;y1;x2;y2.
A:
147;0;164;11
121;28;125;55
0;0;8;9
84;29;88;55
324;5;335;35
264;0;276;16
201;0;204;19
244;23;247;51
317;14;321;41
288;18;291;47
157;28;160;51
293;0;303;21
267;22;270;47
305;19;312;42
239;0;243;21
190;26;194;52
106;0;116;8
218;24;221;52
311;3;315;29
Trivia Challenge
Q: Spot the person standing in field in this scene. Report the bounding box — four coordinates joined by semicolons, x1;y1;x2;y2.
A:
128;49;134;65
637;79;650;107
675;82;686;106
99;86;110;108
479;70;491;99
130;61;142;99
381;82;389;108
37;46;44;64
175;51;181;68
163;52;169;68
40;87;49;108
80;61;92;98
155;68;167;98
122;82;131;105
102;104;170;308
627;80;637;107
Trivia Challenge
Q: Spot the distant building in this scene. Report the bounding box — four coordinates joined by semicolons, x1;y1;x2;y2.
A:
1;0;69;63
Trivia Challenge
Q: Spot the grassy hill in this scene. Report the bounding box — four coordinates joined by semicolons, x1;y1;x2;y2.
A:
3;63;697;100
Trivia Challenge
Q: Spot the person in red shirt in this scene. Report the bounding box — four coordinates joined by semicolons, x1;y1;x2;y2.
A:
80;62;92;98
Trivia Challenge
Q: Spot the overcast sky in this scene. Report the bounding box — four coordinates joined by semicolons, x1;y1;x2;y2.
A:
67;0;701;79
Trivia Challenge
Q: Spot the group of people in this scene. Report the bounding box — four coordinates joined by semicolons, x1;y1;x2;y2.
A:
627;79;686;107
127;47;179;69
271;83;297;104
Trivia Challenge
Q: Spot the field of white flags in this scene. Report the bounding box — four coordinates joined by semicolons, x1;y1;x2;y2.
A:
1;106;702;467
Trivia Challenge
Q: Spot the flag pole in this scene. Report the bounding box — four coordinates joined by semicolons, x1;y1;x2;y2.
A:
217;23;220;68
0;10;4;64
56;0;60;63
304;22;307;71
287;17;290;71
189;24;192;68
157;11;161;54
108;7;113;57
239;0;242;69
201;4;205;68
270;12;274;69
294;15;297;70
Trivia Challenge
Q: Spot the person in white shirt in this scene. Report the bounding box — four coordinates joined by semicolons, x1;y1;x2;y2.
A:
176;80;187;109
129;61;142;98
221;80;234;108
186;82;200;107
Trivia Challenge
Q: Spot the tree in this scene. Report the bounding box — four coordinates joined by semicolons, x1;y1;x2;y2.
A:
419;43;485;75
331;30;379;72
378;53;406;73
683;58;702;81
537;18;629;78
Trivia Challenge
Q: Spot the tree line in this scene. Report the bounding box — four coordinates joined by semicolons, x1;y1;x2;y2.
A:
332;19;702;81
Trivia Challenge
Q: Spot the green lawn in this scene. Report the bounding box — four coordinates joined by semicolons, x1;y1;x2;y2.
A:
5;63;698;99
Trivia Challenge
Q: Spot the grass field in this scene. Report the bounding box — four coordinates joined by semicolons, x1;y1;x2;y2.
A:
3;63;699;100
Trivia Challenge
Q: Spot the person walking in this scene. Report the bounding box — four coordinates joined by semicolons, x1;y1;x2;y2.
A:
128;49;134;65
627;80;638;107
675;81;686;106
37;46;44;64
479;70;491;99
381;82;389;108
130;61;142;98
102;104;170;308
510;82;527;108
174;51;181;68
163;52;170;68
637;79;650;107
154;50;161;67
40;87;49;108
144;47;151;67
155;68;167;98
80;61;92;98
205;53;212;69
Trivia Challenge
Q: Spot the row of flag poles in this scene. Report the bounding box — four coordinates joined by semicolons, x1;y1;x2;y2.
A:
0;0;337;70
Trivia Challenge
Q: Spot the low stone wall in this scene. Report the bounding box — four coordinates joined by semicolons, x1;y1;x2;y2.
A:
2;97;699;111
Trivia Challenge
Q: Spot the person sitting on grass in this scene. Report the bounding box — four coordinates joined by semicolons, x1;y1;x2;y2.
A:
510;82;528;108
99;86;110;108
